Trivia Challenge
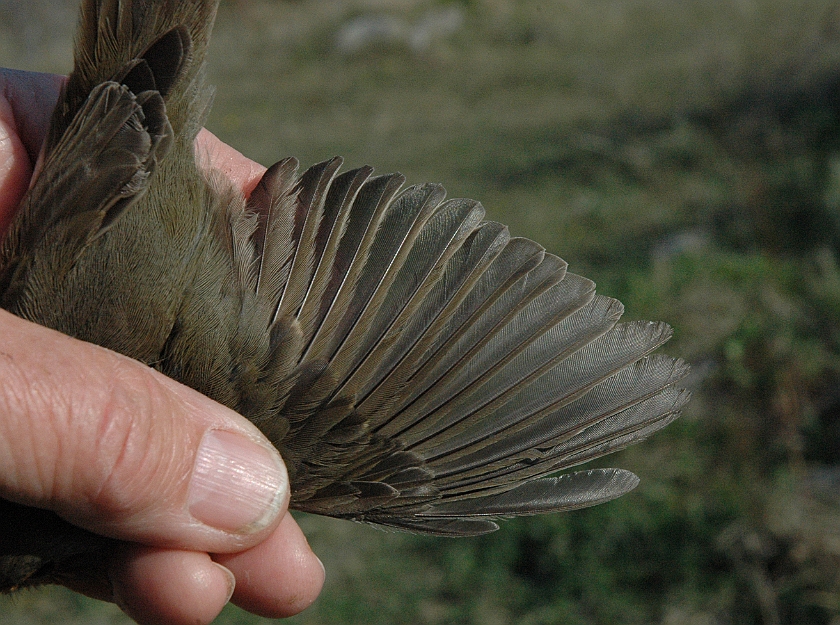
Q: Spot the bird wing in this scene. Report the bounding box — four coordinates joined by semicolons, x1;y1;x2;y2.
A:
229;157;689;536
0;77;172;313
0;0;688;546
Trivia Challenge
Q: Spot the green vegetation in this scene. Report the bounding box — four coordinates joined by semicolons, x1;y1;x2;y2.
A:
3;0;840;622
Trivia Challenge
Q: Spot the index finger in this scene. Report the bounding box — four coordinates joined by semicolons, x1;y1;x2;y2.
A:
0;70;63;235
195;128;267;197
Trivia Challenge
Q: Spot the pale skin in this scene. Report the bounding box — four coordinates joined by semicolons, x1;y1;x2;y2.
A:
0;69;325;625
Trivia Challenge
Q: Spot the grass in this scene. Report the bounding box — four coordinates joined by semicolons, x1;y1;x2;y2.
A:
3;0;840;622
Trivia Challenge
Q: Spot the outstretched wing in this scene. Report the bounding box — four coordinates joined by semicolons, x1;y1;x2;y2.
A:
227;157;689;536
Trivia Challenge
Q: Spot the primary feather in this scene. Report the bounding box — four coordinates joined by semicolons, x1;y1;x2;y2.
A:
0;0;688;590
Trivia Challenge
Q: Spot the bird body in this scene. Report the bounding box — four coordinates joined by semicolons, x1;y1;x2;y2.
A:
0;0;688;590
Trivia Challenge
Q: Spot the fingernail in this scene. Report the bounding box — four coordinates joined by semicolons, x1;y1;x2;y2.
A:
214;563;236;605
189;430;288;534
316;554;326;582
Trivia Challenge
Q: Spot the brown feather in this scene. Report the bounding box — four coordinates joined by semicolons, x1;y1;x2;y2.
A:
0;0;690;589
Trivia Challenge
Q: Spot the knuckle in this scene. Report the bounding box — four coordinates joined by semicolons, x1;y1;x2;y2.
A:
83;359;187;522
0;320;195;531
0;350;52;499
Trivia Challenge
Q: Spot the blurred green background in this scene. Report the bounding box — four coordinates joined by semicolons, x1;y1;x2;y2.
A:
3;0;840;622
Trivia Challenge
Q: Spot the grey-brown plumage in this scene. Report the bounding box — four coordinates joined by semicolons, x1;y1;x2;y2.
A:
0;0;689;590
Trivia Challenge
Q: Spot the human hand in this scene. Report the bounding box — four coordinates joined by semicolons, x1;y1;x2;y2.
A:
0;68;325;625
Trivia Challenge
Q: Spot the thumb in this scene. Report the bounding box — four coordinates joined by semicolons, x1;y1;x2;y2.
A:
0;309;289;553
